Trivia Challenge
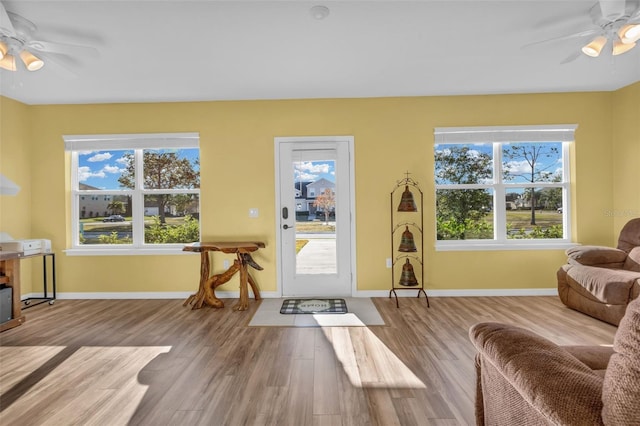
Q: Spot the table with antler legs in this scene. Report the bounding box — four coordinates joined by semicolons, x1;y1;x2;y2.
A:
182;242;265;311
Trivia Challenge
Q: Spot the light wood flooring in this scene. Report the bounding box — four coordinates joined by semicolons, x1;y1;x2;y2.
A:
0;296;617;426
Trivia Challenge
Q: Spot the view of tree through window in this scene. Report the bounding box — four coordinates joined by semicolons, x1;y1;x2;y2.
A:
435;141;566;242
68;136;201;248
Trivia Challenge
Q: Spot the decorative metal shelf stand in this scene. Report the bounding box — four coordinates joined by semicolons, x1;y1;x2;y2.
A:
390;173;429;308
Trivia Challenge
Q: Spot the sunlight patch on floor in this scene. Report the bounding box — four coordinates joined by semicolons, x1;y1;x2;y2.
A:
0;346;67;390
0;346;171;425
322;327;426;389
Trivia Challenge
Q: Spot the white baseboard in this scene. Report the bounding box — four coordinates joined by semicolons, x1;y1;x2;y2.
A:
355;288;559;297
30;288;558;300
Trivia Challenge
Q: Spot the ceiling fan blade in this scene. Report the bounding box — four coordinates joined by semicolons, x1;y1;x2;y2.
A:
26;39;98;58
522;29;601;49
560;51;582;64
628;6;640;22
598;0;627;20
35;51;80;78
0;1;15;35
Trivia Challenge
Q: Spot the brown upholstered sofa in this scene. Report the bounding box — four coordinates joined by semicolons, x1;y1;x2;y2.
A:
557;218;640;325
469;296;640;425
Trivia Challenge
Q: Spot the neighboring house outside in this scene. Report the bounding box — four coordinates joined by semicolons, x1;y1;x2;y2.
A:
294;178;335;219
79;183;115;218
146;200;199;218
79;183;197;219
294;181;313;217
165;198;200;217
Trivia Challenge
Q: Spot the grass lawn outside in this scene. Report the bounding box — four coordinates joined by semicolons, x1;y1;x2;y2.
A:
295;221;336;233
440;209;564;240
504;210;563;229
481;209;563;238
296;240;309;253
79;216;196;244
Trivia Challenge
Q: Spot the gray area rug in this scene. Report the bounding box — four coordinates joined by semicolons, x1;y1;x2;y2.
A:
249;297;385;327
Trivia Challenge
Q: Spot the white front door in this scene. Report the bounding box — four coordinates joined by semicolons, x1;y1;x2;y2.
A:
275;136;355;297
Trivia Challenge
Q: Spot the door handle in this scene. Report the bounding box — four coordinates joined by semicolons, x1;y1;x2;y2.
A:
283;224;291;230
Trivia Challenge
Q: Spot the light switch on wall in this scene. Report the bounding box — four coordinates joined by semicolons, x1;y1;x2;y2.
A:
249;208;259;218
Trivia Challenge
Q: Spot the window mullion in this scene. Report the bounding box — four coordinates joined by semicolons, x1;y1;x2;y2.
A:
562;142;571;240
494;143;507;241
71;152;80;246
132;149;145;246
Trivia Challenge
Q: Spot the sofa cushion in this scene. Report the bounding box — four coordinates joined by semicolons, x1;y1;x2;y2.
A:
602;297;640;424
565;246;627;268
566;265;640;305
563;345;613;371
623;246;640;272
617;218;640;253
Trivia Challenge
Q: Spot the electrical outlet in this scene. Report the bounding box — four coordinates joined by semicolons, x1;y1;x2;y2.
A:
386;258;392;268
223;259;230;269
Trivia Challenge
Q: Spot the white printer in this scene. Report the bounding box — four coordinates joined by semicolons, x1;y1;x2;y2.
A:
0;239;52;256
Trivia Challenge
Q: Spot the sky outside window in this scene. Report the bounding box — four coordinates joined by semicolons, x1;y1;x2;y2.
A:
78;148;199;190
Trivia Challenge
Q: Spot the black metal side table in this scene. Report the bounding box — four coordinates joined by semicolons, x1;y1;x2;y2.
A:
21;252;56;309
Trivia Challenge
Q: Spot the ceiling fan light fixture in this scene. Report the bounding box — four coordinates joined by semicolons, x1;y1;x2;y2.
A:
310;5;329;20
19;50;44;71
613;39;636;55
581;36;607;57
0;41;7;60
619;24;640;44
0;54;16;71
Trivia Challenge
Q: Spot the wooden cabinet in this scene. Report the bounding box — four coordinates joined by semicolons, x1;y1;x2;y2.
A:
0;251;26;332
390;174;429;308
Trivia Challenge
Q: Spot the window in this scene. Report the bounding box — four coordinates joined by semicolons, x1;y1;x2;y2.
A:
64;133;200;255
434;125;576;251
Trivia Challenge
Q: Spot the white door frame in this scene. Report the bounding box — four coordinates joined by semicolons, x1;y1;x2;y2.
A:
274;135;357;297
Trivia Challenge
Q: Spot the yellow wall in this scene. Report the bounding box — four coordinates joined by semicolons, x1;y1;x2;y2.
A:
0;97;35;293
612;81;640;236
2;86;636;295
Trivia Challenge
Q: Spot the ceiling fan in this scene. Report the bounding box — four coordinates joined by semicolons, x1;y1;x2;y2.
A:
528;0;640;62
0;2;97;72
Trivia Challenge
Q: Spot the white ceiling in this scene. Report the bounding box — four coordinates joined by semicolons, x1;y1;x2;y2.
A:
1;0;639;105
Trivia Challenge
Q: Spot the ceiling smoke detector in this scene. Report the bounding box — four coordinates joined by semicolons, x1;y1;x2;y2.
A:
310;5;330;20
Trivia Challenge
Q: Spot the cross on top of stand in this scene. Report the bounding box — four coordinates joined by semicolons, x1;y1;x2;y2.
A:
398;171;418;187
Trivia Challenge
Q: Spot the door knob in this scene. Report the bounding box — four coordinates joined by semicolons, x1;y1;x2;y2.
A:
283;224;291;229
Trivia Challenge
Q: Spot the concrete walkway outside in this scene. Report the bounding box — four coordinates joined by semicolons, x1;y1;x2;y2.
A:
296;235;337;274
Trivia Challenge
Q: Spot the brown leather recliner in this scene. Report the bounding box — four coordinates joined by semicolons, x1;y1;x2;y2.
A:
557;218;640;326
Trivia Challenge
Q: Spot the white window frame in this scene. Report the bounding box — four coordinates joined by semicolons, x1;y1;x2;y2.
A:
64;132;200;256
434;125;576;251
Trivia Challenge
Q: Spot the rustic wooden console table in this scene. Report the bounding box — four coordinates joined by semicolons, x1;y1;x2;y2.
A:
183;242;265;311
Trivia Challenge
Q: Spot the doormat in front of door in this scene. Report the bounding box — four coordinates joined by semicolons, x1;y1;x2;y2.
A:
280;299;347;314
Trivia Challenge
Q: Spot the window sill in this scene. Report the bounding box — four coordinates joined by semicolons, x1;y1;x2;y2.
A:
435;242;579;252
64;247;193;256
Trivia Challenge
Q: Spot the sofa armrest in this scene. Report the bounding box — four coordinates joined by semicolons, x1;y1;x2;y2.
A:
469;322;604;425
565;245;627;268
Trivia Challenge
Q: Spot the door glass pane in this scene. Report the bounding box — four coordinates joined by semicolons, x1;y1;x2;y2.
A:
293;154;337;275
